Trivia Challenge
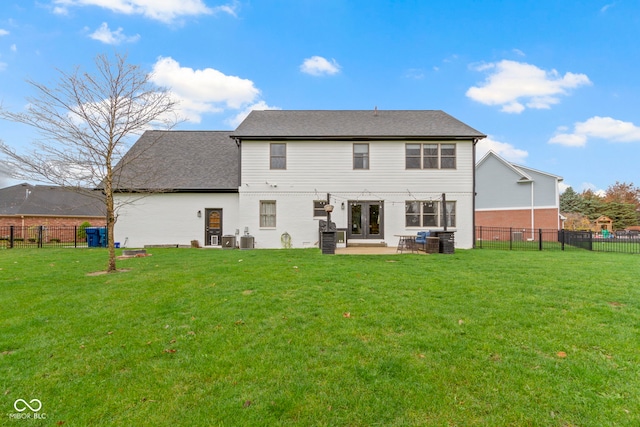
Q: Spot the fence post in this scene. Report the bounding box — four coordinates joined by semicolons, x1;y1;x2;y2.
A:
38;226;44;248
9;225;14;249
74;225;77;248
588;231;593;251
509;227;513;250
560;229;565;251
539;228;543;251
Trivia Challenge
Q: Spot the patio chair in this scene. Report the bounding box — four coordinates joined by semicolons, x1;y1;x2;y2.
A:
415;231;429;251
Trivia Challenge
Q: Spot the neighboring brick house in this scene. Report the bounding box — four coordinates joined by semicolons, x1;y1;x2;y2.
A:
0;183;106;241
475;151;563;232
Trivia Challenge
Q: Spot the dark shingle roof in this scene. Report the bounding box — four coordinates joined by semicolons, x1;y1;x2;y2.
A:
113;130;238;191
0;183;105;216
233;110;486;139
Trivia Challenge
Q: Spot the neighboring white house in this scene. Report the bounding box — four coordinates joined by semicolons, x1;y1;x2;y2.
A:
475;150;563;232
114;110;485;249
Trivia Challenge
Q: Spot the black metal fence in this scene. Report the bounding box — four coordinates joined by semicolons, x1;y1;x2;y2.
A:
475;226;640;254
0;225;89;249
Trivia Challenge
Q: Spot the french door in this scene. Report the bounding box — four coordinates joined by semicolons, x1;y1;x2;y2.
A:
348;201;384;239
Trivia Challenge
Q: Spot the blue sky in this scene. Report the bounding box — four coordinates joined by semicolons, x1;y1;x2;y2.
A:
1;0;639;192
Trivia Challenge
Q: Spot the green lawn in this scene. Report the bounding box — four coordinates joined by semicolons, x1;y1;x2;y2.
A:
1;248;639;426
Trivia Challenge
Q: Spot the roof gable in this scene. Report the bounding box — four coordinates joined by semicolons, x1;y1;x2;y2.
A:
477;151;532;181
477;150;563;183
233;110;486;139
513;163;563;182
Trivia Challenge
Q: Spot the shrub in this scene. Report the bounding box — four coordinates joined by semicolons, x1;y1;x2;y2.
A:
77;222;92;240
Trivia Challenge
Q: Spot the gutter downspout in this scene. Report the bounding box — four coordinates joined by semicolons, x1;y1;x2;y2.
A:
530;180;535;240
232;137;242;188
472;138;478;248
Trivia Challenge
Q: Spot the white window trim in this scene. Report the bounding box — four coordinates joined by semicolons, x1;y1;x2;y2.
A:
405;143;456;170
405;200;457;228
260;200;277;228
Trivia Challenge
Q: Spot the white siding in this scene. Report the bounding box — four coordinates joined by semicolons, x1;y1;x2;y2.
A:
238;191;475;249
242;140;474;192
116;139;477;250
114;193;239;248
239;139;475;249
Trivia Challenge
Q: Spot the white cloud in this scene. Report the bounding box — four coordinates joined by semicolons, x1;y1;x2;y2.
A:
300;56;341;76
53;0;237;23
549;116;640;147
0;62;6;71
226;101;281;128
558;182;570;193
404;68;425;79
600;3;616;13
443;54;459;63
10;44;17;52
89;22;140;45
0;29;9;36
477;136;529;163
213;2;239;17
548;132;587;147
581;182;606;196
466;60;591;113
149;57;262;123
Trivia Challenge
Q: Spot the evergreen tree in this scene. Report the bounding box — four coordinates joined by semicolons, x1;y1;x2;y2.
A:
580;189;605;221
560;187;583;213
602;202;638;230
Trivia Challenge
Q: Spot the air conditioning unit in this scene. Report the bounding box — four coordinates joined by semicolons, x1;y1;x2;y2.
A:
240;235;254;250
222;235;236;249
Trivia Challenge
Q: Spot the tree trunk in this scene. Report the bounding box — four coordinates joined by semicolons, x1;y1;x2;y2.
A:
105;166;117;273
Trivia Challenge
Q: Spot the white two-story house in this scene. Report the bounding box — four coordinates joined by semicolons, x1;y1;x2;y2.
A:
113;110;485;249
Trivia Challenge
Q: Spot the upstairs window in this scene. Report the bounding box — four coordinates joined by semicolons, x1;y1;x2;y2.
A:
353;143;369;169
440;144;456;169
270;143;286;169
405;143;456;169
406;144;421;169
423;144;439;169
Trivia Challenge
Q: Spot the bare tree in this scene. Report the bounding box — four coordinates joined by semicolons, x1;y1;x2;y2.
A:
0;53;181;272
